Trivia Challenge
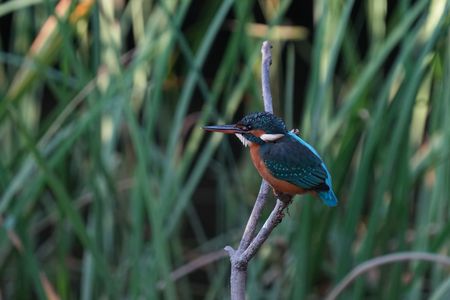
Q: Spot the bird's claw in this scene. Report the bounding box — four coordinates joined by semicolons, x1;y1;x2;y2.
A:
272;190;293;219
273;190;293;204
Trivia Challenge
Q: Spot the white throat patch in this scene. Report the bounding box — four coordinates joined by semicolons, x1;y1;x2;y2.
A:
260;133;284;142
235;134;250;147
235;133;284;146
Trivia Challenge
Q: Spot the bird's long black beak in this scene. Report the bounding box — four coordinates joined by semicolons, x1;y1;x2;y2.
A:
202;124;245;134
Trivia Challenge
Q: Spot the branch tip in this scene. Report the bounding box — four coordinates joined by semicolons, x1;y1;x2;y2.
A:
224;245;236;257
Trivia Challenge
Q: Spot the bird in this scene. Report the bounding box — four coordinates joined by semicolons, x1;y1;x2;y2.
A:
203;112;338;206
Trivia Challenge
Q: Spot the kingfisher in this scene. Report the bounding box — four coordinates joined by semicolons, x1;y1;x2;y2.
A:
203;112;338;206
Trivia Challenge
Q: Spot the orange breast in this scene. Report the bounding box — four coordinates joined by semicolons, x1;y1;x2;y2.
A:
249;144;308;196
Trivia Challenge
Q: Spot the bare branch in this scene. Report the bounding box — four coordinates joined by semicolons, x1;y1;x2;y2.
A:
157;249;227;289
325;252;450;300
226;41;292;300
261;41;273;113
240;199;289;264
237;180;270;252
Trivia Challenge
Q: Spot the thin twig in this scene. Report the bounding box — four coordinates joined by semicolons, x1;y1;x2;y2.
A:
325;252;450;300
156;249;227;289
240;199;289;263
237;180;270;252
261;41;273;114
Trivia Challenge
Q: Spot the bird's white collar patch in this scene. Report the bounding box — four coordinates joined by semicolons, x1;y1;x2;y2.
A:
235;133;284;146
235;134;250;147
260;133;284;142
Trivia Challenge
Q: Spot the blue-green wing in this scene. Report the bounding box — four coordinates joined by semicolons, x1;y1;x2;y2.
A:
260;134;329;191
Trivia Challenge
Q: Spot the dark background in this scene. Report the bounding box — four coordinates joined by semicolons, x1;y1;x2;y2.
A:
1;0;449;299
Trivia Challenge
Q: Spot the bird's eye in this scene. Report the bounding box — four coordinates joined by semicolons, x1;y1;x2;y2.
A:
246;125;252;130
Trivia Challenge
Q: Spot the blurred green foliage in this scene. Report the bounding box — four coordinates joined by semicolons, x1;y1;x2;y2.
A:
1;0;450;299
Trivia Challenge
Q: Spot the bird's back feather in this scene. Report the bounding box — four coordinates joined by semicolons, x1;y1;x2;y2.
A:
260;132;338;206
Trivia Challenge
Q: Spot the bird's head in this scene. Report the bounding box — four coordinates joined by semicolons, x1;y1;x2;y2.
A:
203;112;287;146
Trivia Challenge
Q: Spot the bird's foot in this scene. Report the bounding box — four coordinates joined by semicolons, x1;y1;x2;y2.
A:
285;205;291;217
276;192;293;204
272;190;293;218
273;190;293;204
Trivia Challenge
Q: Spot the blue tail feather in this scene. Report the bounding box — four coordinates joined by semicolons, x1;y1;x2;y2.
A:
318;189;338;207
320;162;338;206
288;131;338;207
